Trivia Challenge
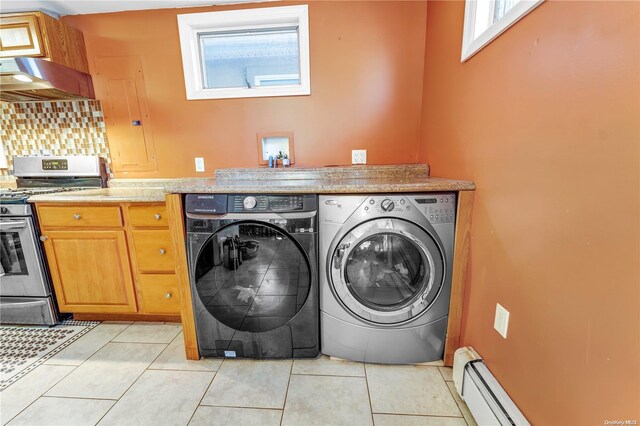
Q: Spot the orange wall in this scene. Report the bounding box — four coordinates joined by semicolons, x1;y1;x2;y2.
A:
419;1;640;424
64;1;427;177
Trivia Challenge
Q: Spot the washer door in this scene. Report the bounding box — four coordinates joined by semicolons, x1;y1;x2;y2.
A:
194;222;310;333
329;218;444;324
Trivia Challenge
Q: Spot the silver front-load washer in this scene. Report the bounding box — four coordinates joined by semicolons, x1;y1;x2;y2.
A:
319;193;456;364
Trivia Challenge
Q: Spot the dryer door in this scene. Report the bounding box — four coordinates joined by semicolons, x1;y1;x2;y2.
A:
329;218;444;324
193;221;311;333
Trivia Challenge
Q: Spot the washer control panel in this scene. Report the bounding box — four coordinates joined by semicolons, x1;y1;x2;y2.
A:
410;194;456;224
363;196;407;214
229;194;316;212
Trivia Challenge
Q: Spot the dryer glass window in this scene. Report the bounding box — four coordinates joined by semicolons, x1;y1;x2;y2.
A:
194;223;310;333
344;233;428;309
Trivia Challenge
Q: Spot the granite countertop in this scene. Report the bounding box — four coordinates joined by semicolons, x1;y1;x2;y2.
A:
158;176;475;194
28;187;166;203
28;165;474;203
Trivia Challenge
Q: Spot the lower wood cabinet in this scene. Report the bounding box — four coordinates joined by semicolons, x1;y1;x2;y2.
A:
42;230;137;313
36;202;180;318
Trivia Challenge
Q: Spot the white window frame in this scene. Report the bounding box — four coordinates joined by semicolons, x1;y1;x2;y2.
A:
177;5;310;100
461;0;544;62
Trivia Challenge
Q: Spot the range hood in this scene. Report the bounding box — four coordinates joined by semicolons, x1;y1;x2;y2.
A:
0;57;95;102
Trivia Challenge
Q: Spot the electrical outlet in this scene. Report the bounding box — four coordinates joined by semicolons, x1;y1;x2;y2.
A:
352;149;367;165
195;157;205;172
494;303;510;338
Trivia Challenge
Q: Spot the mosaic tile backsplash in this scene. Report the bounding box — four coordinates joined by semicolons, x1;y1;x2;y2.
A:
0;100;111;177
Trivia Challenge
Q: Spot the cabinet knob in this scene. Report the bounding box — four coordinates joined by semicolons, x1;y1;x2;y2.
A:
159;248;166;255
165;292;172;299
154;213;162;220
73;214;81;220
40;235;48;241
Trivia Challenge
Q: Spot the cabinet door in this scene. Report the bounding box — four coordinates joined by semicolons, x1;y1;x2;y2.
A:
0;13;45;57
94;56;158;173
42;230;137;313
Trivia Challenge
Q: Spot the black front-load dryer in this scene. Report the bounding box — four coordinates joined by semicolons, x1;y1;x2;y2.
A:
185;193;319;359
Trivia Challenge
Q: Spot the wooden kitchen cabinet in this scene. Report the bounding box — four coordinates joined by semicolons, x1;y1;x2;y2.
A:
0;12;89;73
36;201;181;319
42;230;137;313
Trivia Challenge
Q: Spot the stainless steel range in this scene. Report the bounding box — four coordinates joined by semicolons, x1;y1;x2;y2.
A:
0;156;108;325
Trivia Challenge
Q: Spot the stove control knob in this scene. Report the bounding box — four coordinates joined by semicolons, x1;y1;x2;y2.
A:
243;196;258;210
380;199;395;212
0;207;8;214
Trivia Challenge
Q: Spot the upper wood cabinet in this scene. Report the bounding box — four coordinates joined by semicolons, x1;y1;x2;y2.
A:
0;12;89;73
94;56;158;173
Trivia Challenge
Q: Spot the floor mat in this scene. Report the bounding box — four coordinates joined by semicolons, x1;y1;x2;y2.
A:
0;320;99;390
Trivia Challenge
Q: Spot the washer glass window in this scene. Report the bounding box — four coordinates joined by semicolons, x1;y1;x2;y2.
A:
345;233;428;309
194;222;310;333
330;218;445;324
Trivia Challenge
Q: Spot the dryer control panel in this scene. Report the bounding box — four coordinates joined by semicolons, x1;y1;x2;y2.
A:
409;194;456;224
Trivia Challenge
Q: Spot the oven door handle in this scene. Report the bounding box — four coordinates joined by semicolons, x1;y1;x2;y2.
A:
0;221;27;230
0;299;47;309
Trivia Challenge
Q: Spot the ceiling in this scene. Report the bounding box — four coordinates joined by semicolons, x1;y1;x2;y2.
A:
0;0;271;17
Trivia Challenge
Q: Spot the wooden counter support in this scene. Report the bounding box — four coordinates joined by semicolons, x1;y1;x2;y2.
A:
166;194;200;360
444;190;475;366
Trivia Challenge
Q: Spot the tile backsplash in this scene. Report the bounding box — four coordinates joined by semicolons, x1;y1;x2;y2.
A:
0;100;111;177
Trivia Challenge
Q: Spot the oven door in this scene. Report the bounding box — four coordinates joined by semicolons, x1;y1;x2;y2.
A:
0;217;49;297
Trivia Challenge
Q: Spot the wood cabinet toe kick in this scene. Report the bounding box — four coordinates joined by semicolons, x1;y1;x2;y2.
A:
35;201;181;320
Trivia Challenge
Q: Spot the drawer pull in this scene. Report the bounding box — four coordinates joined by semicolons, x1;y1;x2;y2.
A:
165;292;172;299
40;235;48;241
73;214;82;220
154;213;162;220
159;248;166;255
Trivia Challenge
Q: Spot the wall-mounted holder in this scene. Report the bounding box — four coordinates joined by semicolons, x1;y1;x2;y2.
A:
257;132;295;167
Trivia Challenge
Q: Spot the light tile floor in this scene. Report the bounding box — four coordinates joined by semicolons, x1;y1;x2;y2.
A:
0;322;476;426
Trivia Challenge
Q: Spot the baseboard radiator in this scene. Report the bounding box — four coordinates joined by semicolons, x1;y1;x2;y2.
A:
453;347;530;426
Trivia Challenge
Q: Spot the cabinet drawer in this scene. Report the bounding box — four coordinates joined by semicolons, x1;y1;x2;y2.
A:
139;274;181;314
128;204;168;227
131;230;175;272
38;206;122;228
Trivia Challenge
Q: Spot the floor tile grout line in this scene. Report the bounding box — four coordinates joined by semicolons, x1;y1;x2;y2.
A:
372;411;467;419
186;370;218;426
444;380;467;421
363;364;375;426
107;321;134;342
27;395;119;402
91;339;171;426
279;360;294;426
43;323;130;369
3;363;79;424
289;372;365;378
198;402;289;410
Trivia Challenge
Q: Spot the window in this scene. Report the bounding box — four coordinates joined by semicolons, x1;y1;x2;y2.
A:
461;0;544;62
177;5;310;100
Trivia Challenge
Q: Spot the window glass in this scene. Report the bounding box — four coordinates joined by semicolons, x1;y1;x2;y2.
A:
199;28;300;90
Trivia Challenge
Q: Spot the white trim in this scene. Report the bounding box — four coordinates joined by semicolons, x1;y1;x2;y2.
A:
461;0;544;62
177;4;310;100
254;73;300;86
